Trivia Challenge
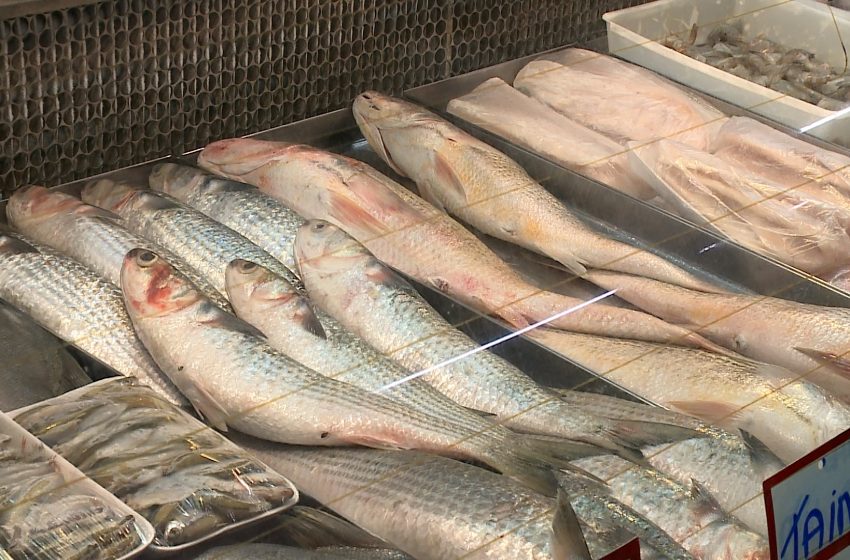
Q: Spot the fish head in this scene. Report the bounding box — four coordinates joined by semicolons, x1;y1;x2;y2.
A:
149;163;209;198
198;138;302;180
7;185;101;229
295;220;372;277
121;248;203;319
81;179;143;213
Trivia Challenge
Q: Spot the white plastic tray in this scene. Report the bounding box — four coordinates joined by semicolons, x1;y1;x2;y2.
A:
0;410;155;559
604;0;850;146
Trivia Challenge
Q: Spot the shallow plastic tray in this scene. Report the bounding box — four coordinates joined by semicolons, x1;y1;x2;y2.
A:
0;409;156;559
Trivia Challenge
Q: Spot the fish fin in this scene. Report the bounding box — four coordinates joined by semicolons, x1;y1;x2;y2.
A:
276;506;389;549
197;302;269;340
182;375;230;431
295;303;327;339
0;235;38;254
604;418;704;448
327;191;388;236
689;478;725;517
552;252;587;277
135;190;180;211
552;486;592;560
461;406;498;418
365;259;407;287
739;429;786;474
795;347;850;379
345;172;427;226
668;399;744;426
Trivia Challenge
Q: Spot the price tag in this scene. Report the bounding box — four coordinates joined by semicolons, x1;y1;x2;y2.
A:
765;429;850;560
601;537;641;560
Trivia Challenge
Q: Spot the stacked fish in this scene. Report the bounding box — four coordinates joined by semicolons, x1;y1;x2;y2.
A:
3;88;850;558
447;48;850;287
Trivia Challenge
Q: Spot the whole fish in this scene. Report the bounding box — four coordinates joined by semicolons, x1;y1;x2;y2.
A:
192;544;412;559
294;220;702;459
7;185;230;310
0;234;184;406
352;91;721;294
121;248;584;495
149;163;305;272
572;455;770;560
224;259;599;459
198;137;718;349
0;302;90;411
81;179;301;301
531;328;850;463
555;390;783;536
230;439;592;560
585;270;850;402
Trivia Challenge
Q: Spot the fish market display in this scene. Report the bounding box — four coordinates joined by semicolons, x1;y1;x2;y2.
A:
233;439;594;560
6;185;230;310
295;220;700;457
445;77;656;200
121;248;583;495
12;377;298;547
0;234;184;406
0;302;90;411
513;48;725;150
81;179;301;299
150;162;305;272
353;91;718;294
630;138;850;277
223;259;601;460
664;22;850;110
586;270;850;401
198;137;716;349
531;328;850;463
571;455;770;559
0;423;149;559
193;544;412;559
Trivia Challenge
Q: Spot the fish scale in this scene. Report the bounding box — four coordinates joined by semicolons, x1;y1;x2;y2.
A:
0;235;184;406
149;163;305;273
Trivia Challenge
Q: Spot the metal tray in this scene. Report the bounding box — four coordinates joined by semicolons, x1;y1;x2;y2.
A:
0;410;156;559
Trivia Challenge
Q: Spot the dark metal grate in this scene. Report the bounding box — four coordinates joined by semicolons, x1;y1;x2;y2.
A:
0;0;649;193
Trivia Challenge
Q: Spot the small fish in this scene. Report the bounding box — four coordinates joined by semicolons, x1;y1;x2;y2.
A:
532;327;850;463
149;162;305;272
197;137;719;349
81;179;301;301
231;438;593;560
353;91;721;294
294;220;703;461
121;249;584;496
7;184;230;310
0;234;184;406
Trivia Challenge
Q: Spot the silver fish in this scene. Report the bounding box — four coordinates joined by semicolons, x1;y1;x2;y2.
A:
197;137;718;349
231;439;592;560
532;327;850;463
192;544;412;559
294;220;702;461
0;235;184;406
7;184;230;310
352;91;720;294
0;302;90;411
149;163;305;272
121;248;583;496
81;179;301;301
572;455;770;560
585;270;850;402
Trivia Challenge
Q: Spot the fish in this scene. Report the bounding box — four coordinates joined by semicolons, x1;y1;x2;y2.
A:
192;544;412;560
121;248;589;496
531;328;850;463
7;184;230;310
149;162;305;272
12;376;298;547
294;220;704;459
198;137;718;349
445;77;657;200
81;179;301;301
513;49;726;151
230;438;593;560
629;139;850;278
554;390;784;536
0;302;90;411
0;234;185;406
353;91;722;294
571;455;770;559
585;270;850;401
224;259;601;460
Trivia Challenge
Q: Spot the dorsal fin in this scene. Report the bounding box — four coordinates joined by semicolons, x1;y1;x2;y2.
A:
552;486;592;560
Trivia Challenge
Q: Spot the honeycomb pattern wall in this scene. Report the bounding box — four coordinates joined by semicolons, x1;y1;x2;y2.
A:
0;0;649;192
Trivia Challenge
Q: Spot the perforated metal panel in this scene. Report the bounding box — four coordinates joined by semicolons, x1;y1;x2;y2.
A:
0;0;649;193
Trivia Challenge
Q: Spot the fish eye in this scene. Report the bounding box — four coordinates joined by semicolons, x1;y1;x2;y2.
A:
137;251;157;266
312;222;327;232
239;261;258;272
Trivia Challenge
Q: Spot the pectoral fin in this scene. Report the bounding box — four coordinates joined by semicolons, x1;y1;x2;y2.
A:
552;487;592;560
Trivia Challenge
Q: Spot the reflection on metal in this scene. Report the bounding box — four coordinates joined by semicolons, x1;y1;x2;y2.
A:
800;106;850;134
